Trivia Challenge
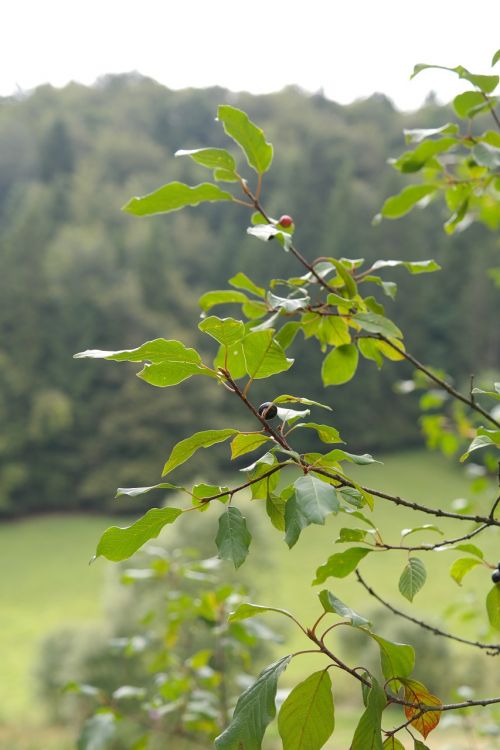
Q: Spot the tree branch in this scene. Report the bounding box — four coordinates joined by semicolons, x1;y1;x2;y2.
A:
373;522;490;552
371;334;500;428
356;570;500;656
310;465;500;527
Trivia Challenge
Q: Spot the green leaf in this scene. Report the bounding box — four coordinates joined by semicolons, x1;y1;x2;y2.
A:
359;338;383;368
394;138;457;173
74;339;210;387
400;525;443;539
96;507;183;561
284;476;340;548
336;527;368;543
330;258;357;298
278;670;334;750
403;123;459;144
75;338;210;387
350;678;386;750
215;507;252;568
274;395;332;411
267;291;309;313
354;312;402;339
313;548;371;584
383;737;405;749
411;63;499;93
493;49;500;66
218;105;273;174
370;259;441;274
162;429;238;476
370;634;415;683
319;590;371;628
294;475;340;524
75;338;198;364
453;90;488;118
414;742;431;750
247;223;292;251
472;142;500;169
460;432;498;462
229;272;266;298
322;344;359;386
380;185;436;219
213;167;239;182
455;543;484;558
320;448;380;466
199;290;249;313
294;422;343;444
243;330;294;379
450;557;482;585
199;316;245;347
229;602;296;623
78;712;117;750
192;482;229;508
276;406;310;425
175;147;236;174
215;655;291;750
471;383;500;401
230;433;271;459
123;182;233;216
399;558;427;602
275;323;302;350
266;493;286;531
115;483;181;498
486;585;500;630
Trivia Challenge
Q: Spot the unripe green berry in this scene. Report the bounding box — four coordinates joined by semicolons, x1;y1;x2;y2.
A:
278;215;293;228
492;569;500;584
258;402;278;420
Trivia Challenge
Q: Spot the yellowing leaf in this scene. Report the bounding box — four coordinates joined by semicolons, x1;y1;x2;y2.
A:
402;679;442;739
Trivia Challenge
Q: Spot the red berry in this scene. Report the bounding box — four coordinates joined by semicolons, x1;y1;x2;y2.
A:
278;215;293;228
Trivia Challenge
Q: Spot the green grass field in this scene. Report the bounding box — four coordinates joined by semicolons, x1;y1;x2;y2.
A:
1;450;499;749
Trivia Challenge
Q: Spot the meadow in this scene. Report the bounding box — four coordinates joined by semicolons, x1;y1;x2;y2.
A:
1;450;499;749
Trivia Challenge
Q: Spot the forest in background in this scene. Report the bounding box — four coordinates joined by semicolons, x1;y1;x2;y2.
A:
1;75;499;517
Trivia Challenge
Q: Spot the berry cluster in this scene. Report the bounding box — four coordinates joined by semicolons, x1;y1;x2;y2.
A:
492;564;500;584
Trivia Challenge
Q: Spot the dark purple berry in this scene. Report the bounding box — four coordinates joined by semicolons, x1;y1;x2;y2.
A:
258;402;278;420
278;214;293;228
492;569;500;584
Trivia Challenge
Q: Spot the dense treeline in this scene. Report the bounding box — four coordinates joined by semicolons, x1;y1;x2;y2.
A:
0;75;498;516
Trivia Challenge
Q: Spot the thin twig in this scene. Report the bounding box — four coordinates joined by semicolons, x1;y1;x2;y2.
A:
356;570;500;655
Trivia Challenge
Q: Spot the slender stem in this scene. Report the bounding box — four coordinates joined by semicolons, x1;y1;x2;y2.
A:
489;494;500;520
356;570;500;655
255;172;263;201
232;197;255;208
371;334;500;428
309;610;328;636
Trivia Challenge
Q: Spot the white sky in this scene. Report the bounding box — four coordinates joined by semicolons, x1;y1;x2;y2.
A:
3;0;499;110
